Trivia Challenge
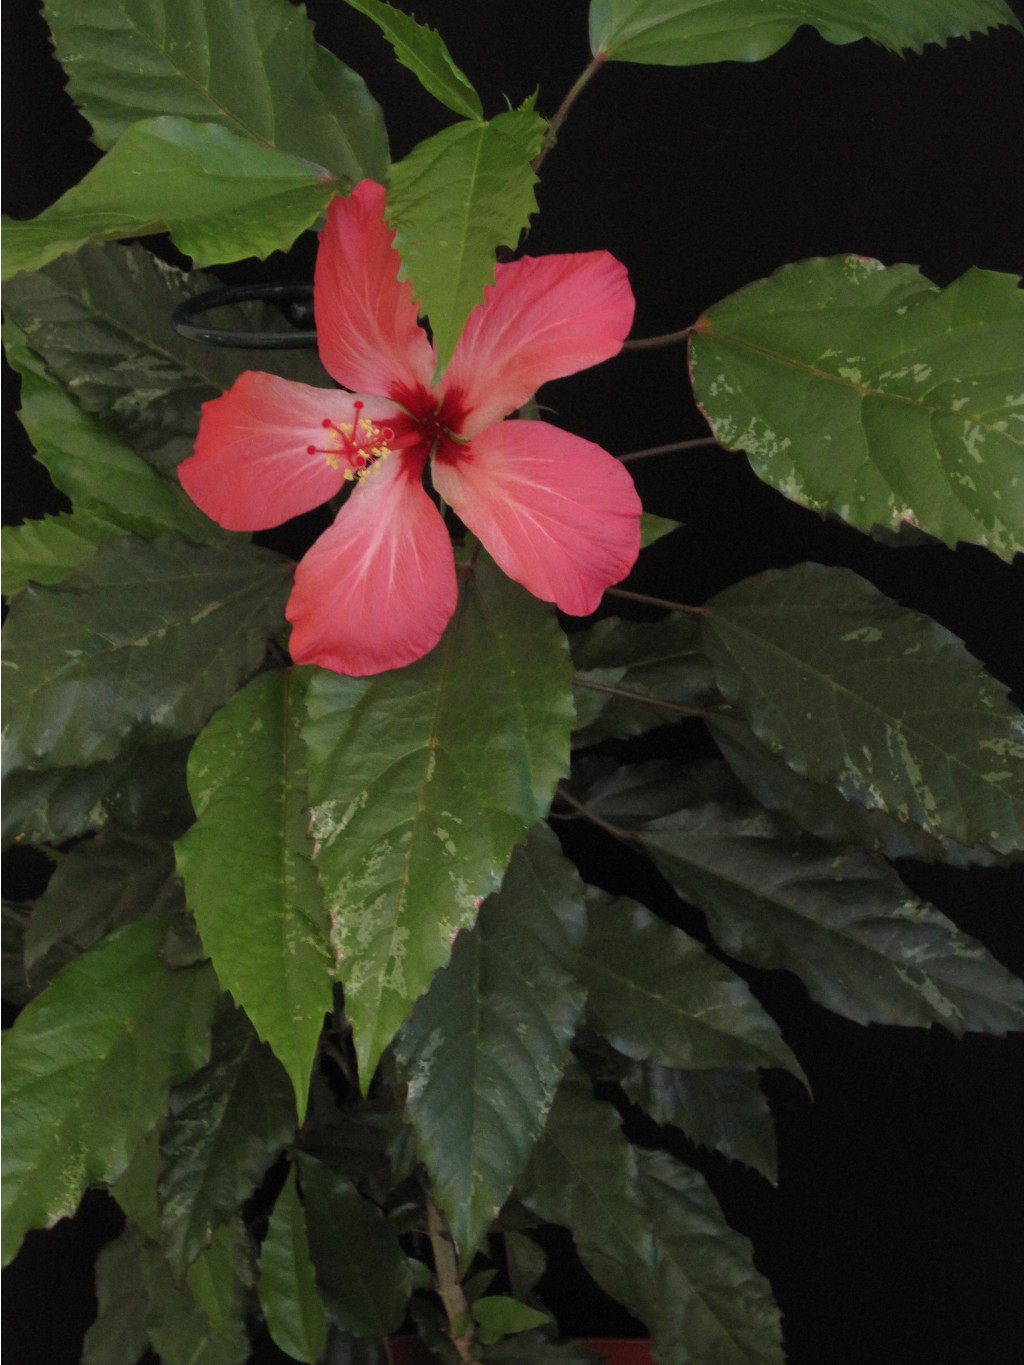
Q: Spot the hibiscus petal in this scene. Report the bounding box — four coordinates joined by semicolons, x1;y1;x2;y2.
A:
315;182;436;405
432;420;642;617
179;372;404;531
287;452;457;676
442;253;635;437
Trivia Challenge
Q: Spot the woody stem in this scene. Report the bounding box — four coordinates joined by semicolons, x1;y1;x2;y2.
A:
534;53;608;175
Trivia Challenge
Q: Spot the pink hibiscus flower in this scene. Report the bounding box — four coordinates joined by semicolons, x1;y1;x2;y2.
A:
179;180;642;676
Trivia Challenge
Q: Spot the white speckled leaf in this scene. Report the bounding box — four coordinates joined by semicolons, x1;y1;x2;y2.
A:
690;257;1024;558
302;565;574;1082
701;564;1024;855
590;0;1021;63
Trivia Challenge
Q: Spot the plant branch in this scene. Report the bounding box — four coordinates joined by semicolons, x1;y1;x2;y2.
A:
622;326;694;351
533;53;607;175
618;436;718;463
604;587;706;615
555;786;638;843
427;1195;479;1363
573;675;707;718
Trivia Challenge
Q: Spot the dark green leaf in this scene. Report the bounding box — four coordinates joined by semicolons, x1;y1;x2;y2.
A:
24;825;184;982
641;801;1024;1034
1;903;34;1006
1;918;220;1265
570;613;717;744
343;0;483;119
159;1004;296;1277
484;1335;604;1364
259;1166;328;1365
303;564;574;1080
708;710;1005;867
2;740;194;850
143;1219;254;1365
639;511;682;547
395;826;588;1261
176;670;333;1115
590;0;1022;63
3;243;328;474
578;757;746;825
618;1061;778;1183
388;107;546;373
5;334;222;541
112;1128;163;1244
299;1155;412;1338
580;892;803;1076
3;117;338;278
701;564;1024;854
83;1222;152;1365
2;533;291;776
44;0;387;181
690;259;1024;557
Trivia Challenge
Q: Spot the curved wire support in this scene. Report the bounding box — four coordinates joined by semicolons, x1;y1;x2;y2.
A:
172;282;318;349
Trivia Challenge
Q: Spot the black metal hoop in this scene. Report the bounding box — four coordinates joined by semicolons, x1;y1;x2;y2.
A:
172;282;318;348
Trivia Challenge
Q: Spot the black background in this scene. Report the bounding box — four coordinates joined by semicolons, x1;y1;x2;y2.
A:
3;2;1024;1362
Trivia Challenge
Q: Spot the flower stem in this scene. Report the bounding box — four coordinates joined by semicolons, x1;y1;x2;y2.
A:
618;435;718;463
555;786;637;842
622;326;694;351
533;53;607;175
427;1196;479;1364
605;587;706;615
573;675;707;718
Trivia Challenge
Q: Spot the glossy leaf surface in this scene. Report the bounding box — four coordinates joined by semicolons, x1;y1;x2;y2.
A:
1;918;220;1264
387;107;546;373
176;670;333;1115
2;513;117;597
580;892;803;1076
303;565;574;1080
145;1219;254;1365
396;826;587;1261
3;117;338;278
259;1167;328;1365
343;0;483;119
641;802;1024;1033
3;244;328;474
159;1005;296;1276
43;0;387;180
701;564;1024;854
3;534;291;776
690;259;1024;557
590;0;1021;63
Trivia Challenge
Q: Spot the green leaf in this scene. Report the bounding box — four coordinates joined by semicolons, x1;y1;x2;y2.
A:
2;533;291;776
43;0;387;180
2;740;194;850
639;511;682;548
700;564;1024;854
112;1128;163;1243
570;612;718;744
2;513;116;597
580;891;803;1077
387;107;546;373
3;243;329;475
618;1061;778;1183
708;710;1006;867
144;1219;254;1365
3;117;338;280
6;339;222;543
343;0;483;119
689;259;1024;557
519;1065;782;1363
395;826;588;1261
24;825;184;981
158;1003;296;1277
640;801;1024;1034
303;564;574;1080
176;670;333;1116
259;1166;328;1365
590;0;1022;63
83;1222;153;1365
298;1155;412;1338
0;918;220;1265
472;1295;551;1347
